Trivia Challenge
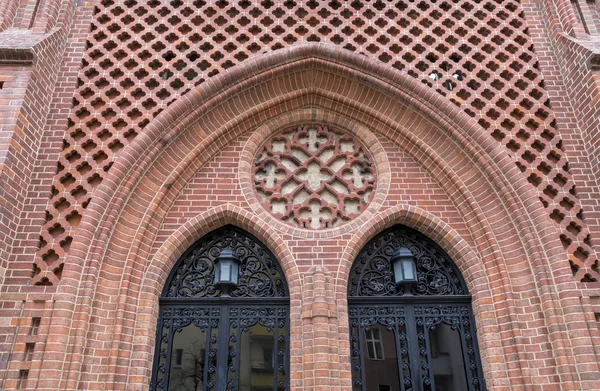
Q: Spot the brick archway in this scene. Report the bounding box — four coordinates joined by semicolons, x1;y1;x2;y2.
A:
43;44;595;390
336;205;507;387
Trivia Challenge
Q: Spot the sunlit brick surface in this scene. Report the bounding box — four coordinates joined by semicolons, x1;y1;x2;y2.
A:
35;0;598;284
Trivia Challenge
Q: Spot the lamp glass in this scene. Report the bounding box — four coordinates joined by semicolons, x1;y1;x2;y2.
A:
401;258;416;280
215;261;221;282
230;260;239;285
220;261;231;282
215;250;240;286
393;258;404;285
392;248;416;285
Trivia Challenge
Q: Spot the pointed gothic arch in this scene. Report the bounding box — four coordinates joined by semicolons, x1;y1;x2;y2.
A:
43;44;591;389
151;225;290;391
348;225;485;391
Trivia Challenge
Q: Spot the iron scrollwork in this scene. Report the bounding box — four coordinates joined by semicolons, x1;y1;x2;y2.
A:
164;226;287;298
348;226;466;297
154;306;220;390
349;306;412;391
151;226;290;391
348;225;485;391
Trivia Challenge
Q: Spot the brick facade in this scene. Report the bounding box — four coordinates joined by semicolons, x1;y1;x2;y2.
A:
0;0;599;390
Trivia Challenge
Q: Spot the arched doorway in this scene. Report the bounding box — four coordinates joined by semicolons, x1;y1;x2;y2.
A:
151;225;290;391
348;225;485;391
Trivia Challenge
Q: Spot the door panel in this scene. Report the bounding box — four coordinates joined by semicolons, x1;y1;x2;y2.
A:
152;305;288;391
348;303;483;391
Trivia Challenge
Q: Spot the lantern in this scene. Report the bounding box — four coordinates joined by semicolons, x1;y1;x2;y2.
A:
391;247;417;294
214;249;240;294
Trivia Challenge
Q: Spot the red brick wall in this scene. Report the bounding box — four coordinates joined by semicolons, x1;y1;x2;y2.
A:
19;53;594;389
0;65;32;281
0;0;600;390
520;0;600;346
32;0;600;285
0;0;94;386
522;0;600;269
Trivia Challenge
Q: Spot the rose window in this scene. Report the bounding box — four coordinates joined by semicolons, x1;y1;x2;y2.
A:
253;125;376;230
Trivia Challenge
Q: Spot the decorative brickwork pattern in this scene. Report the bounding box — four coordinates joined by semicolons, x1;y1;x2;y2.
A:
37;0;598;283
254;125;376;230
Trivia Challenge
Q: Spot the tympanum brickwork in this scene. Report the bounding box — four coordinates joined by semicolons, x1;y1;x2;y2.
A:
36;0;599;283
254;125;376;230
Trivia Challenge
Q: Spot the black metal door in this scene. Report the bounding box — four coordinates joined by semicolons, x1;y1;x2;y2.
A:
349;299;483;391
150;226;290;391
152;300;288;391
347;225;486;391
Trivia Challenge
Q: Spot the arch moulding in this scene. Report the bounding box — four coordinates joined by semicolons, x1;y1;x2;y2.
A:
141;204;300;304
42;43;597;390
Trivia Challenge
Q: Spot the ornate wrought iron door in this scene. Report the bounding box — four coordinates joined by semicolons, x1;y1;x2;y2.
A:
151;226;289;391
348;226;485;391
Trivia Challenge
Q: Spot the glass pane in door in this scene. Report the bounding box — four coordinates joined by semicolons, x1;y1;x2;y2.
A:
229;306;288;391
168;323;218;391
428;323;468;391
238;322;275;391
362;325;401;391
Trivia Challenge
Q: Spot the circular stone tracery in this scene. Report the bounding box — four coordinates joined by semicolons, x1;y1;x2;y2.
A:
253;125;377;230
